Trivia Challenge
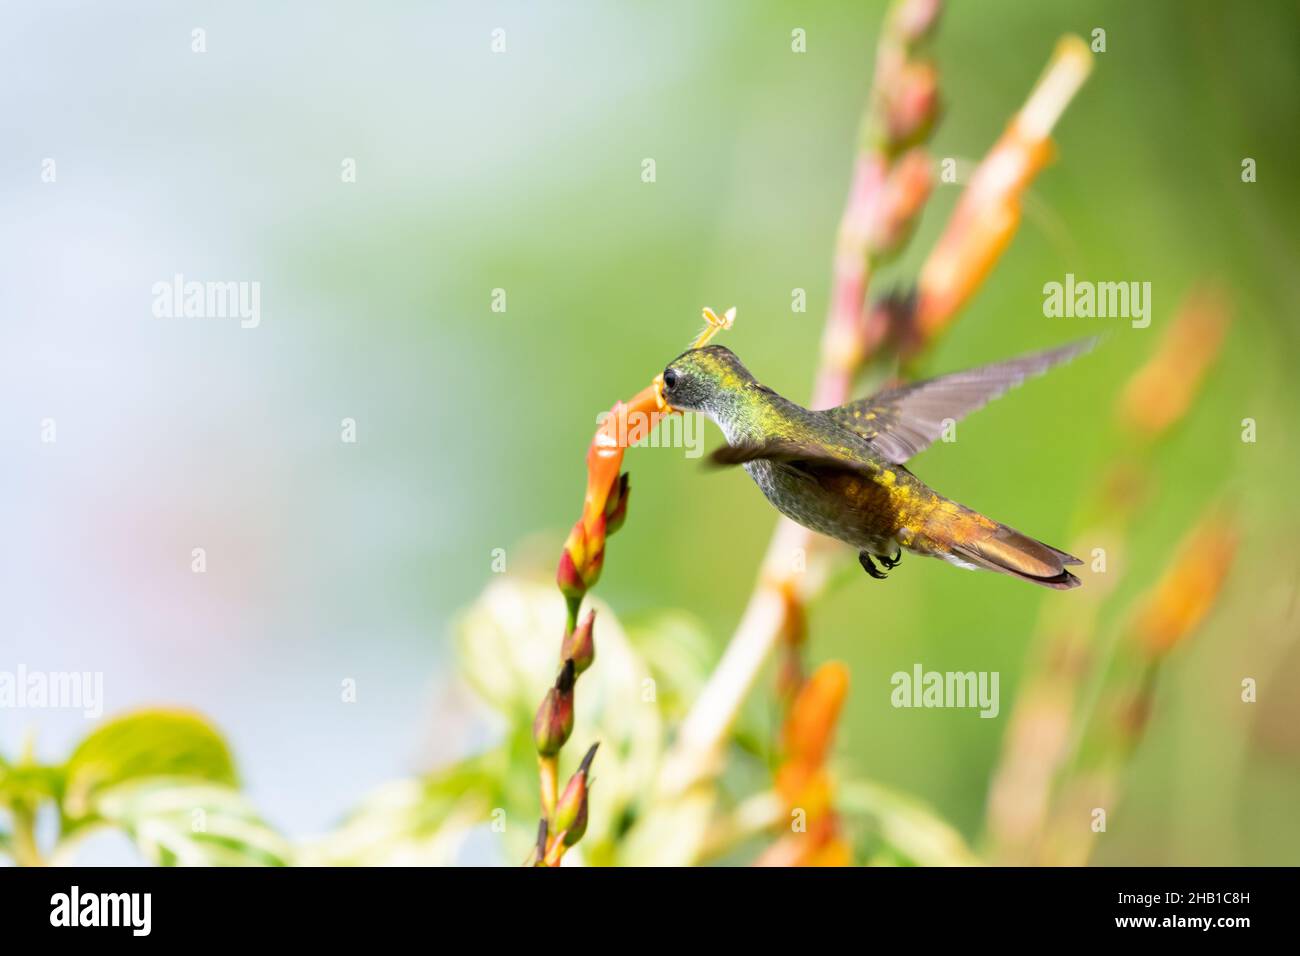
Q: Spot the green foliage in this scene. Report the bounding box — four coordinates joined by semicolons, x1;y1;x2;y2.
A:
0;761;62;809
0;586;993;866
62;709;238;821
839;780;980;866
621;609;716;722
0;708;286;867
92;779;291;867
302;578;817;866
300;751;508;866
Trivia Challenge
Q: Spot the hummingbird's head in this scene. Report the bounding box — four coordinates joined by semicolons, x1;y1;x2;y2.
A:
661;345;761;420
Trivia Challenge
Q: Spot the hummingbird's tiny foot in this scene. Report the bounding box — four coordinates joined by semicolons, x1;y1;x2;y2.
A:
858;551;888;580
879;549;902;570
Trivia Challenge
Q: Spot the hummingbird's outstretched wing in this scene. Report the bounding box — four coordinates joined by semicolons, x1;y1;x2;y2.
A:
824;338;1096;464
709;436;874;472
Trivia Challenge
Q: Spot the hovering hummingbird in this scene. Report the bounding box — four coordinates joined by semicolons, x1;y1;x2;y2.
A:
660;339;1094;589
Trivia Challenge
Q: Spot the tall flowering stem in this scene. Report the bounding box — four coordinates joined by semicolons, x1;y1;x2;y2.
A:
534;307;735;865
659;10;1093;802
813;0;942;410
984;288;1232;865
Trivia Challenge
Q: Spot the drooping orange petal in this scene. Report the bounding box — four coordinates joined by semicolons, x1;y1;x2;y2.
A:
783;661;851;769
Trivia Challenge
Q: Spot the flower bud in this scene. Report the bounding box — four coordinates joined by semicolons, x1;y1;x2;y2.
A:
871;286;921;359
560;609;596;676
557;515;607;602
532;660;576;756
561;793;589;848
582;513;607;588
556;522;588;603
554;742;599;846
869;149;933;260
879;60;939;154
603;473;631;536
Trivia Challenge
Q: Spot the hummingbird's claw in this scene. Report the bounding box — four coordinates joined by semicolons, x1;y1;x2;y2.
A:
858;551;889;580
879;550;902;570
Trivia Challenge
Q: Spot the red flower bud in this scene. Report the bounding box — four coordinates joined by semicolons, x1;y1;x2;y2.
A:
879;60;940;154
869;149;933;259
561;609;596;676
532;660;576;756
556;550;584;602
554;742;599;846
582;513;607;590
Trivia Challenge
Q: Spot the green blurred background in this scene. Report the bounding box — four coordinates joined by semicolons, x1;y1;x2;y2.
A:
5;0;1298;864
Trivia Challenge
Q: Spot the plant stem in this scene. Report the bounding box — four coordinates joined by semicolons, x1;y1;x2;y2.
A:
538;754;559;823
11;805;44;867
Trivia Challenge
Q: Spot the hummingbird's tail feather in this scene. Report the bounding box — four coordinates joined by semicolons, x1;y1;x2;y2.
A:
934;506;1082;590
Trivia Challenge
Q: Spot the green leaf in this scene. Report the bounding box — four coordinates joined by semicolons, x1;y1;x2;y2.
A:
621;609;715;720
838;779;981;866
0;762;64;807
62;709;237;822
615;788;716;866
91;778;291;867
301;751;506;866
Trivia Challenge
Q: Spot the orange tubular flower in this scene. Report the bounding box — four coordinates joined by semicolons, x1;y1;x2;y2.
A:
556;308;733;622
760;662;852;867
782;661;850;773
1118;287;1230;439
1134;514;1237;658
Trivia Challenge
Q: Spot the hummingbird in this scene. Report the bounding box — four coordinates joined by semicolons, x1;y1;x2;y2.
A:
660;339;1094;589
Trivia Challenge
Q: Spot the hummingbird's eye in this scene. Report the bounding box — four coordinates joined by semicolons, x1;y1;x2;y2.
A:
662;368;679;390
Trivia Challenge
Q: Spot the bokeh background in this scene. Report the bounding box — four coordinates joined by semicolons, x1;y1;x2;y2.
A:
3;0;1298;864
